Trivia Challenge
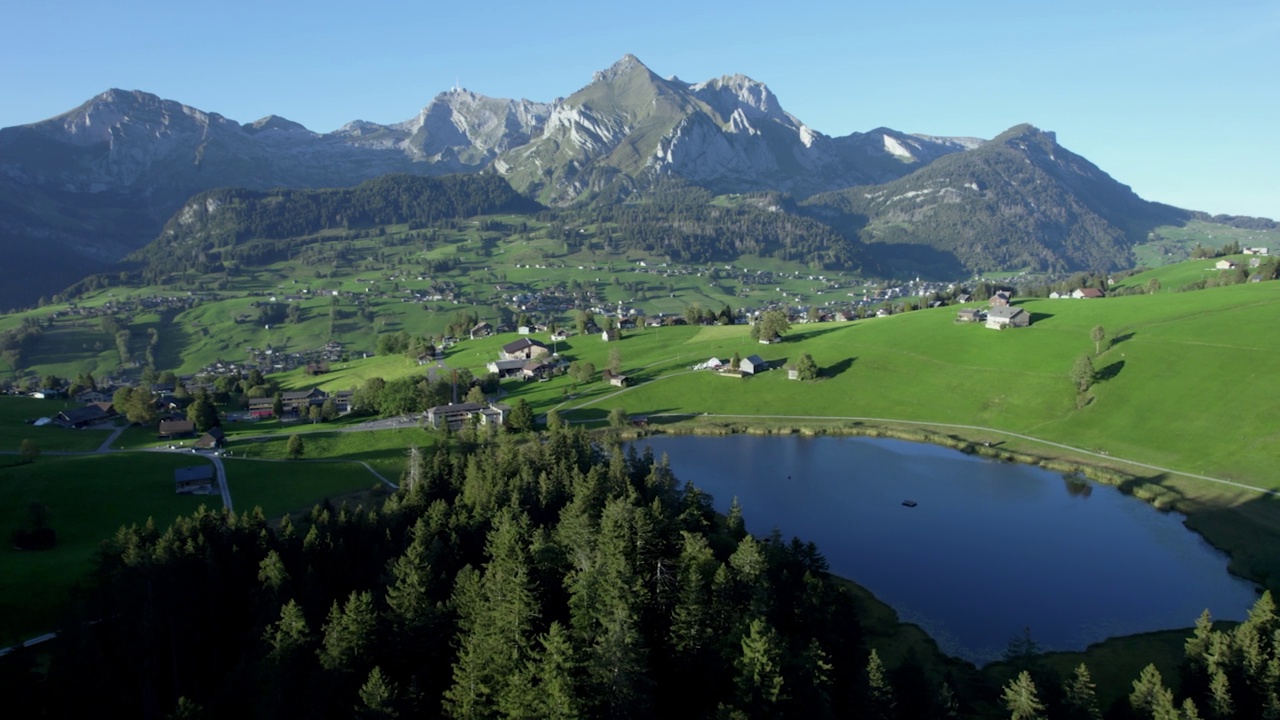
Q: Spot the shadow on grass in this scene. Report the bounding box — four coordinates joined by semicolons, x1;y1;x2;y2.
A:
1109;331;1136;349
788;324;850;342
1028;311;1056;324
823;357;858;378
1096;360;1126;383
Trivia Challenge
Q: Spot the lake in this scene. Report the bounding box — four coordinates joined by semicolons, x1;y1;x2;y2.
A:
635;434;1258;665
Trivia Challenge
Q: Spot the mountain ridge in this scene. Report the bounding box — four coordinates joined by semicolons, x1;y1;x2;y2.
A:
1;53;1271;309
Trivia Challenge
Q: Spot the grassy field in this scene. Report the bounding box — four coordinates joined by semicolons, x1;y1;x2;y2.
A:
1112;253;1255;293
0;397;116;453
224;426;429;478
539;284;1280;486
223;458;390;521
0;452;214;641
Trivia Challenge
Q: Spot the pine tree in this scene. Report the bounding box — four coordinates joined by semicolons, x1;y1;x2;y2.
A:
1063;663;1102;720
356;666;400;719
1002;670;1046;720
257;549;289;594
445;510;540;720
731;618;786;716
265;599;311;664
385;527;434;629
1130;664;1176;718
508;399;535;433
1184;609;1214;675
1208;668;1234;718
866;649;896;720
318;590;379;673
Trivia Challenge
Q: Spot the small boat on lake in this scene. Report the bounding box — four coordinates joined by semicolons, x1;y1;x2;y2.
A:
902;500;918;508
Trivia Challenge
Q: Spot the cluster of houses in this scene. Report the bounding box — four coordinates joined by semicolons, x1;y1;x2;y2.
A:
228;341;349;377
953;286;1112;330
43;293;211;325
486;337;559;381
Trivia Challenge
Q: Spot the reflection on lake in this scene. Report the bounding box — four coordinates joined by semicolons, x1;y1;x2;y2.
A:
636;435;1258;665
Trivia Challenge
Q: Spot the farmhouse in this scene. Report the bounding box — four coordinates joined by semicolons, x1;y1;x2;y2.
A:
956;308;982;323
740;355;768;375
985;306;1030;329
1244;247;1269;255
1072;288;1105;299
487;358;527;378
158;418;196;438
174;465;215;494
55;404;113;428
501;338;550;361
469;322;493;339
194;427;226;450
521;360;550;380
990;291;1013;307
608;374;630;388
1216;260;1238;270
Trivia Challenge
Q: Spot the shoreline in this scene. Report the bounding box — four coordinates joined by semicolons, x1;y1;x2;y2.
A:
601;414;1279;592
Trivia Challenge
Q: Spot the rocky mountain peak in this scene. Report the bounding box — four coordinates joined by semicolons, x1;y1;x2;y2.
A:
245;115;310;134
591;53;653;84
691;73;791;127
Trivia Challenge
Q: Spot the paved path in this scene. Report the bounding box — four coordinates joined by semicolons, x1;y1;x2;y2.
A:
209;452;232;511
96;424;127;452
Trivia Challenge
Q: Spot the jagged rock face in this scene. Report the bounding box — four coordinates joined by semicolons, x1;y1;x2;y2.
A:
496;55;977;203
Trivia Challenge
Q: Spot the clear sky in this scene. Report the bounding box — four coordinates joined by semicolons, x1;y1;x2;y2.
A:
2;0;1276;218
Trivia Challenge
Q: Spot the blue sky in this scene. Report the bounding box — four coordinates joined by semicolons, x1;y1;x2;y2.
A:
2;0;1276;218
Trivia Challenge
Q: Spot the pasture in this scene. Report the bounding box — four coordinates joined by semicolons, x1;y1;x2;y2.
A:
0;452;213;641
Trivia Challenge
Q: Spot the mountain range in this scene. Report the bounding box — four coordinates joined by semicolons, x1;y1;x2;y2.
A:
0;53;1258;310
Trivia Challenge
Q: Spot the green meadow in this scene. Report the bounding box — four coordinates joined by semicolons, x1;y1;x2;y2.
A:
223;458;390;521
0;397;114;453
540;284;1280;487
0;452;214;641
1113;253;1256;293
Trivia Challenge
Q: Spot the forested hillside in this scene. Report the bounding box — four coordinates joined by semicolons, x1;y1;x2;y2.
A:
561;181;866;270
128;174;543;278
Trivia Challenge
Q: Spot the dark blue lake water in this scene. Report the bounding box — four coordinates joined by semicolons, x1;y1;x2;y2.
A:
636;435;1258;665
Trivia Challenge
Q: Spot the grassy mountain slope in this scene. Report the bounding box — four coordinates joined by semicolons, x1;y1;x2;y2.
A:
524;282;1280;486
